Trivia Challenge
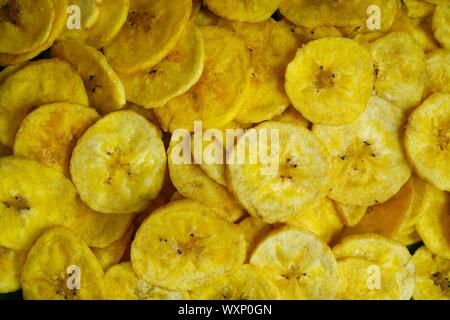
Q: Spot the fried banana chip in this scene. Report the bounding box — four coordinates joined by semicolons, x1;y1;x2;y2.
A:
131;200;246;291
313;97;412;206
70;110;166;214
412;246;450;300
104;0;191;74
0;157;77;250
392;228;421;246
219;19;297;124
102;262;188;300
404;93;450;191
21;227;104;300
370;32;426;111
154;26;251;132
285;37;373;125
432;5;450;49
14;103;100;177
228;121;331;223
272;106;310;129
293;25;343;42
191;264;280;300
51;40;126;114
0;59;88;147
424;49;450;97
0;247;27;293
238;217;272;261
0;62;28;84
119;23;204;109
60;0;129;49
250;227;338;299
334;202;367;227
333;234;415;300
205;0;279;23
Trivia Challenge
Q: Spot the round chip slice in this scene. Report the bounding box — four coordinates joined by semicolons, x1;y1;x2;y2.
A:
70;110;166;214
432;5;450;49
424;49;450;97
104;0;191;74
154;26;251;132
14;103;100;177
285;37;373;125
118;23;204;109
250;227;338;300
102;262;188;300
0;59;88;147
313;96;412;206
412;246;450;300
0;157;77;250
227;121;331;223
131;200;246;291
74;0;101;29
51;40;126;114
21;227;104;300
404;93;450;191
0;246;27;293
205;0;279;23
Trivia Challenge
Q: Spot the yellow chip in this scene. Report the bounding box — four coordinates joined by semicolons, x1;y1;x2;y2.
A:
70;110;166;214
59;0;129;49
285;37;373;125
238;216;272;261
104;0;191;74
334;202;367;227
119;23;204;109
432;5;450;49
228;121;331;223
131;200;246;291
313;96;412;206
21;227;104;300
191;264;280;300
51;39;126;114
13;103;100;177
250;227;338;300
102;262;188;300
412;246;450;300
0;157;77;250
0;59;88;147
154;26;251;132
0;246;27;293
424;49;450;97
401;0;436;18
404;93;450;191
370;32;426;111
392;228;422;246
0;63;28;83
205;0;279;23
272;106;310;129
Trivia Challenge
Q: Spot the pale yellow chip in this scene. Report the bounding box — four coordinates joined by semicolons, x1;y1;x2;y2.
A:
102;262;188;300
250;227;338;300
131;200;246;291
238;216;272;261
0;157;77;250
14;103;100;177
0;59;89;147
334;202;367;227
0;246;27;293
313;96;412;206
412;246;450;300
205;0;279;23
104;0;191;74
119;23;204;109
51;39;126;114
370;32;426;111
424;49;450;97
70;110;166;214
432;5;450;49
73;0;102;29
285;37;373;125
154;26;251;132
21;227;104;300
404;93;450;191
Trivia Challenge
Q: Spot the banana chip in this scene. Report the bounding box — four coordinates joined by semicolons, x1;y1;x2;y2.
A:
21;227;104;300
424;49;450;97
228;121;331;223
14;103;100;177
0;246;27;293
0;59;88;147
0;63;28;83
154;26;250;132
412;246;450;300
73;0;101;29
238;217;272;261
272;106;310;129
404;93;450;191
401;0;436;18
51;40;126;114
205;0;279;23
285;37;373;125
250;227;338;299
131;200;246;291
313;96;412;206
104;0;191;74
370;32;426;111
0;157;77;250
432;5;450;49
102;262;188;300
293;25;343;42
70;110;166;214
119;23;204;109
191;264;280;300
334;202;367;227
